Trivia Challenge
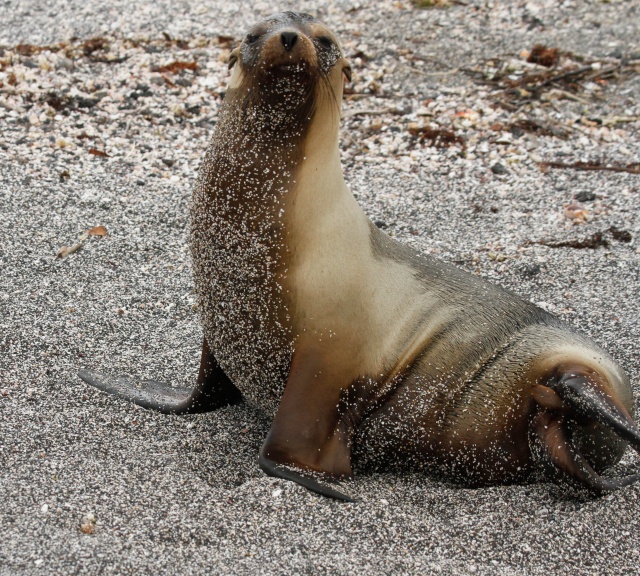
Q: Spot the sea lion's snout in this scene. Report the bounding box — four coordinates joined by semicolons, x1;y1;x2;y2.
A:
258;27;318;72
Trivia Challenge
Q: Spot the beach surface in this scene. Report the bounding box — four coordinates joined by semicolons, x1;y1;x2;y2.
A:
1;1;639;574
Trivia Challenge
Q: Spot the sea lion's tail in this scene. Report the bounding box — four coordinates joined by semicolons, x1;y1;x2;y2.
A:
531;365;640;491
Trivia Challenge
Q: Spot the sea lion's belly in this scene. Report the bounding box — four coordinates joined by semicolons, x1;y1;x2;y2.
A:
354;307;626;485
352;324;534;482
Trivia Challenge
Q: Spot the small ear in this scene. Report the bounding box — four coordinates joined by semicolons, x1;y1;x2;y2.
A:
342;62;352;82
228;48;240;70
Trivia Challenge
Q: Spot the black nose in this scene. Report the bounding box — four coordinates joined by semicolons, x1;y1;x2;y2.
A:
281;31;298;51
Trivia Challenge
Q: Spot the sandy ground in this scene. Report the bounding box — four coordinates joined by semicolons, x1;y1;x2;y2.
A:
1;0;640;574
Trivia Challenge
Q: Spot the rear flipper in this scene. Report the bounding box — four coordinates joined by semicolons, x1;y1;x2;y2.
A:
531;366;640;492
78;337;242;414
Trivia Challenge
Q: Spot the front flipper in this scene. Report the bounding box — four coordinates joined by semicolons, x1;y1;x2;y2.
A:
78;337;242;414
260;345;357;501
259;454;355;502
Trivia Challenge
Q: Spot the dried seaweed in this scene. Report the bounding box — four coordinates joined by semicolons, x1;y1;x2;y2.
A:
88;148;109;157
408;126;466;149
540;160;640;175
464;47;638;110
526;226;632;250
527;45;559;68
152;61;198;74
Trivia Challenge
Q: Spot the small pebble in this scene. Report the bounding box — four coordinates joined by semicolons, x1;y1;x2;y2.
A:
575;190;597;202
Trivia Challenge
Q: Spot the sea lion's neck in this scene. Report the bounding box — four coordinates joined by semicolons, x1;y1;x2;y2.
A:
224;65;317;138
285;98;365;252
194;90;317;218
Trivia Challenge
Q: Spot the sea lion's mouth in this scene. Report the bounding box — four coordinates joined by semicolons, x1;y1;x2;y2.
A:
276;62;307;71
266;61;313;76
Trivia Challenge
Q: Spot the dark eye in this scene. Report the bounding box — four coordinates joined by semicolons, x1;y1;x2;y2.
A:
317;36;333;49
246;34;260;44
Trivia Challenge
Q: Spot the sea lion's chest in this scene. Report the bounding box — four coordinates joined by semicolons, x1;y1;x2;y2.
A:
189;125;300;414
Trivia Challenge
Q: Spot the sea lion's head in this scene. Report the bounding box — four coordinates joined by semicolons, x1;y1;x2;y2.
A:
226;12;351;122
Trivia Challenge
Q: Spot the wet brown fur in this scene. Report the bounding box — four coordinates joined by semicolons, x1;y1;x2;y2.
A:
171;12;640;492
78;13;640;498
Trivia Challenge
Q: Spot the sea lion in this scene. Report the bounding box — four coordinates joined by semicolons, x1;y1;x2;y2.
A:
79;11;640;501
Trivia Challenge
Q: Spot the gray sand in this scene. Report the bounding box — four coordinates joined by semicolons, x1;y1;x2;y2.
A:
1;0;640;574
